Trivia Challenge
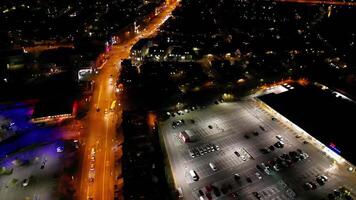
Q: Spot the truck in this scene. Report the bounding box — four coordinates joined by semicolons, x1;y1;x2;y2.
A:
179;130;193;143
110;100;116;112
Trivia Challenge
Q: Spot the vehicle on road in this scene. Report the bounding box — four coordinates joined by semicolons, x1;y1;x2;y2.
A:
90;163;95;170
110;100;116;112
91;148;96;157
89;169;95;183
177;187;183;199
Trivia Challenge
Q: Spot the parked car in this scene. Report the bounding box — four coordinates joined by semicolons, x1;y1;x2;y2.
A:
234;173;241;181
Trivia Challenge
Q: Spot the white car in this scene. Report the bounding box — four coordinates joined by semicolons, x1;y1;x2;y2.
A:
177;187;183;199
22;178;29;187
209;162;217;172
302;153;309;159
255;172;262;179
276;135;283;140
273;164;280;171
189;170;199;181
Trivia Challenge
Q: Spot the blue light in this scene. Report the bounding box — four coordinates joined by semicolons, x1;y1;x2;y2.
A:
329;143;341;154
0;103;63;159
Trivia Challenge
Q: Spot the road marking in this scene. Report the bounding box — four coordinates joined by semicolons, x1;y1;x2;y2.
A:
97;84;103;105
86;186;90;199
80;147;88;198
102;118;110;200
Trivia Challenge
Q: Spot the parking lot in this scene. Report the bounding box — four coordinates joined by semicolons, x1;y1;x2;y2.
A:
0;143;62;200
160;99;356;200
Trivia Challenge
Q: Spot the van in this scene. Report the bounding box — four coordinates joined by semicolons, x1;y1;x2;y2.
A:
276;135;283;140
189;170;199;181
209;162;217;171
177;187;183;199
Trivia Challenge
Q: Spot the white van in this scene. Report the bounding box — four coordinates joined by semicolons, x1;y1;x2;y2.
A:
276;135;283;140
189;170;199;181
209;162;217;171
177;187;183;199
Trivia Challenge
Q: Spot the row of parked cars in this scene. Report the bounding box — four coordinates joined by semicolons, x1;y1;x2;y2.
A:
189;144;220;158
167;105;206;118
322;186;354;200
260;139;284;154
234;148;250;162
198;181;237;200
172;119;185;129
196;169;266;200
257;148;310;175
172;118;196;129
304;175;328;190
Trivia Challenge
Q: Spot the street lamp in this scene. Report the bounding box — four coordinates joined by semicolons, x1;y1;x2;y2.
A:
348;166;354;172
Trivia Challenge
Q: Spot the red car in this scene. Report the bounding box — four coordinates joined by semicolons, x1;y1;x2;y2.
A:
205;184;213;192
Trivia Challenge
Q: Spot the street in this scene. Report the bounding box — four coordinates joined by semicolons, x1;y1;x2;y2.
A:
78;0;180;199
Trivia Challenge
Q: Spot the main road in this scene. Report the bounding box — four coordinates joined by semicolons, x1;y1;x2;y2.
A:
78;0;181;200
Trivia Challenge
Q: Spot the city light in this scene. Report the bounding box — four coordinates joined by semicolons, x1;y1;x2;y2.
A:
1;0;356;199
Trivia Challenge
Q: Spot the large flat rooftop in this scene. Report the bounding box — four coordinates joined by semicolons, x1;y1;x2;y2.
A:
259;83;356;164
